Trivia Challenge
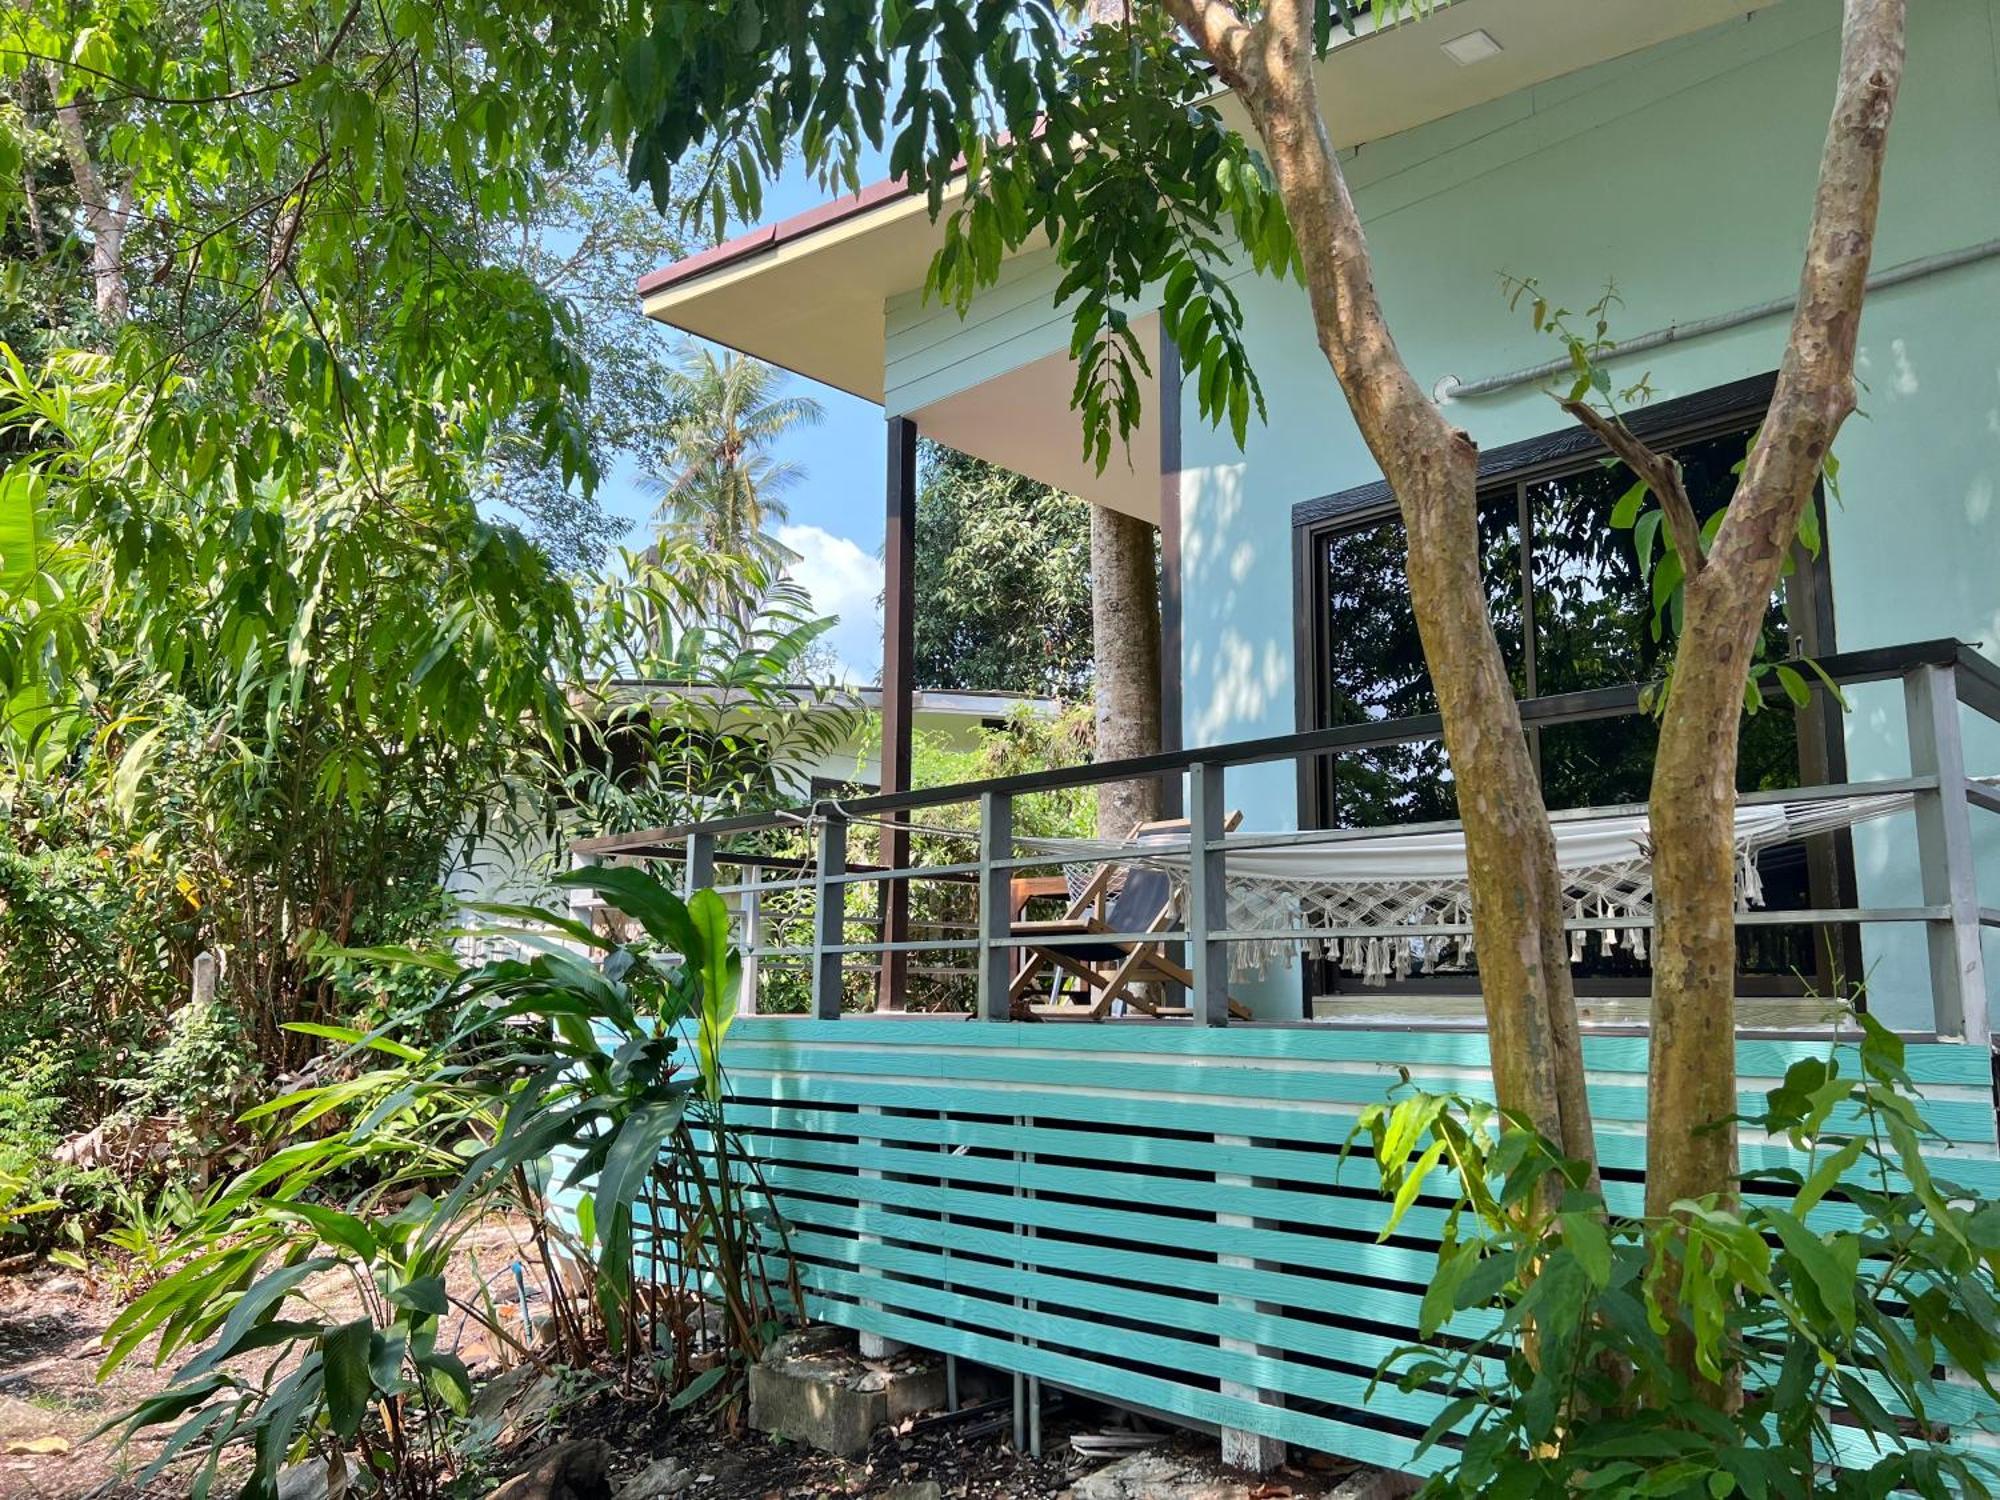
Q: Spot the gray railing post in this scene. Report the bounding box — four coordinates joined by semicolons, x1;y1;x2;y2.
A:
684;831;715;899
567;852;600;953
812;814;848;1020
978;790;1015;1021
1188;760;1231;1026
1903;664;1988;1043
740;863;762;1015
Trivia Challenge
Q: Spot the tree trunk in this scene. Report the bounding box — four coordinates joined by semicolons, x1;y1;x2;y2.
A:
1644;0;1905;1223
43;72;130;328
1090;504;1162;840
1162;0;1596;1179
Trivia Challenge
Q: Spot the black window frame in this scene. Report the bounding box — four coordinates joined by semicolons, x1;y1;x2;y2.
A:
1288;372;1859;1000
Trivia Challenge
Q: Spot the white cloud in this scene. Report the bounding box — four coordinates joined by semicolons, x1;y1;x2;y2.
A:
777;524;882;683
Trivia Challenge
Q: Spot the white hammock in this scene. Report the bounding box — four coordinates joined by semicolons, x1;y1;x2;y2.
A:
1018;787;1949;984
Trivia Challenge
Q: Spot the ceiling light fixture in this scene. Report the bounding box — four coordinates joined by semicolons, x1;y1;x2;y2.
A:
1440;29;1504;65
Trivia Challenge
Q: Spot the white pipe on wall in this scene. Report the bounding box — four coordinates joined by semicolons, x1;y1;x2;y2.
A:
1434;238;2000;404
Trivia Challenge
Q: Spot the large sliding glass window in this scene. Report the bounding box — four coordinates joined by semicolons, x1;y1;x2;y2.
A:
1300;412;1843;987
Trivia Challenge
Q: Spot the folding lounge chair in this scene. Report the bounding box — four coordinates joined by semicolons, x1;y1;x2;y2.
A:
1008;816;1250;1020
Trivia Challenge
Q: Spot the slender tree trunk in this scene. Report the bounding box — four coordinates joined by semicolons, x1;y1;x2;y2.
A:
1162;0;1596;1178
38;62;131;328
1090;505;1162;840
1643;0;1905;1222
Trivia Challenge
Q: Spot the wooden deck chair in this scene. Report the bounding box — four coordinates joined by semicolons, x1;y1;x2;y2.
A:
1008;815;1251;1021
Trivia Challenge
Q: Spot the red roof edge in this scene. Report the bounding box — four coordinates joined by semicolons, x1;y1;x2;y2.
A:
635;176;914;299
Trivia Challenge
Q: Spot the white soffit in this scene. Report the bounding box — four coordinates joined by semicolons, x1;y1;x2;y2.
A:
638;0;1774;405
912;324;1162;523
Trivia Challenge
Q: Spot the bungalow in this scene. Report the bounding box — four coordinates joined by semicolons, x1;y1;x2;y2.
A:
581;0;2000;1477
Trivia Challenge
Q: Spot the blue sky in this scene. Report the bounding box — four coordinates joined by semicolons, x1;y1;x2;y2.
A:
598;156;896;684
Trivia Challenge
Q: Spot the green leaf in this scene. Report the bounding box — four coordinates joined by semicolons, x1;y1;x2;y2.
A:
321;1318;374;1438
1764;1211;1857;1339
668;1362;729;1411
1560;1209;1612;1288
1382;1138;1445;1238
555;866;698;955
389;1275;448;1319
274;1202;377;1263
1609;477;1648;529
593;1098;687;1248
418;1349;473;1415
1772;663;1811;709
176;1258;338;1381
1793;1137;1864;1218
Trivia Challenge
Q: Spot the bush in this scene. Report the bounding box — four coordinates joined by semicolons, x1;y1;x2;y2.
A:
1347;1012;2000;1498
100;866;791;1499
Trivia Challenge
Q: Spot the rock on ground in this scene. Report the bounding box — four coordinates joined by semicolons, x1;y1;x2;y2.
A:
486;1438;615;1500
1075;1449;1417;1500
614;1454;693;1500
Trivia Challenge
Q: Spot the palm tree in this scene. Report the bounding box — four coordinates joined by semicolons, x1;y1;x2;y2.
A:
643;347;823;568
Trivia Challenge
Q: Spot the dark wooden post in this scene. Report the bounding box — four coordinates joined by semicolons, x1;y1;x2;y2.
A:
1157;326;1185;818
879;415;918;1008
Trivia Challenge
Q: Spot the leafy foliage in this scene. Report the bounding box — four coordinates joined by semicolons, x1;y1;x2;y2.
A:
913;442;1094;700
0;0;1305;474
1502;274;1848;719
100;865;791;1499
551;542;862;844
642;347;823;578
1345;1013;2000;1498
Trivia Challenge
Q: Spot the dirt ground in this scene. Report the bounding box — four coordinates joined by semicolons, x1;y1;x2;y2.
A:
1;1239;1375;1500
0;1220;543;1499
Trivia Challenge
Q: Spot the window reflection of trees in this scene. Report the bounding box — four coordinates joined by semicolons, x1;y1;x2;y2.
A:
1320;499;1522;828
1312;428;1823;983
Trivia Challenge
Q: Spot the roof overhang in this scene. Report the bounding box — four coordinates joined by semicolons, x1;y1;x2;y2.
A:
638;0;1776;497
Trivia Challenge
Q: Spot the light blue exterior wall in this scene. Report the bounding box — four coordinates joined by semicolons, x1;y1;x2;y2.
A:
871;0;2000;1027
884;246;1072;418
1169;0;2000;1026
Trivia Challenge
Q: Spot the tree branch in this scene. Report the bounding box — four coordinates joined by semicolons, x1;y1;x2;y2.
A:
1156;0;1262;94
1712;0;1904;592
1558;397;1706;573
44;75;130;326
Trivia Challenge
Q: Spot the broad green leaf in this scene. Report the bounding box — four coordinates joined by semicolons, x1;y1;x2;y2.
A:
320;1318;373;1438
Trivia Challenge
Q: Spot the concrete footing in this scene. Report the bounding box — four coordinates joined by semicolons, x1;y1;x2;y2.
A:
747;1327;948;1458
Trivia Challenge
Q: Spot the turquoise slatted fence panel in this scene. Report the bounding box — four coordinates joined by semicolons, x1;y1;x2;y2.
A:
704;1019;2000;1476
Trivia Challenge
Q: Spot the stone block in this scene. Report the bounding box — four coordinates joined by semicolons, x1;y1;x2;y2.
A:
1075;1449;1416;1500
749;1356;884;1459
1327;1468;1422;1500
862;1359;949;1422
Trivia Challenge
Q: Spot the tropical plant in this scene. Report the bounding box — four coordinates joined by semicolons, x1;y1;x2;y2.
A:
912;443;1094;700
99;864;791;1498
482;151;709;571
1344;1011;2000;1498
642;348;822;576
0;359;583;1068
366;0;1913;1410
550;542;860;844
0;1165;57;1232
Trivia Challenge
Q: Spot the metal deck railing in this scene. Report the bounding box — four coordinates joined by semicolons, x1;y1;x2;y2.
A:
571;638;2000;1042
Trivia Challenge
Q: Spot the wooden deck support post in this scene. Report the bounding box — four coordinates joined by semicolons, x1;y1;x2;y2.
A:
740;863;762;1015
812;814;849;1021
1158;327;1185;821
879;415;919;1009
1188;761;1232;1026
978;790;1014;1022
567;851;600;949
1904;663;1989;1042
1216;1132;1286;1472
683;831;714;898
